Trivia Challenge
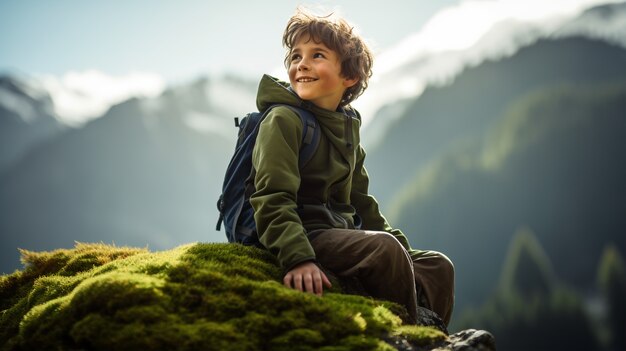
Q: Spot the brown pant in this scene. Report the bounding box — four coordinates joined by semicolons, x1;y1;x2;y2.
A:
310;229;455;326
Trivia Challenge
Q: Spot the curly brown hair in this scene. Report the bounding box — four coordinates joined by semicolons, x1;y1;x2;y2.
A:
282;9;373;106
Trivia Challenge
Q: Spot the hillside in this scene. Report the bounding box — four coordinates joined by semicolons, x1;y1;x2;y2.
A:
0;242;495;351
365;37;626;207
388;82;626;311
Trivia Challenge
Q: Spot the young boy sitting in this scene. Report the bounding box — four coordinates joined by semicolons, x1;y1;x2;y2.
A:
249;9;455;326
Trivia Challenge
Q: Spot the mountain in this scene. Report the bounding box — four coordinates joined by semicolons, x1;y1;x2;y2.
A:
388;82;626;311
0;75;257;274
0;75;66;174
365;36;626;207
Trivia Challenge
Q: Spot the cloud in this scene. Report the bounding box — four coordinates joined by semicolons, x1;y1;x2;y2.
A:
40;70;166;126
375;0;619;76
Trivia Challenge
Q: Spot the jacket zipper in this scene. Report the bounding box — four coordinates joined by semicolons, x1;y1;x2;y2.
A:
325;203;349;229
345;114;353;149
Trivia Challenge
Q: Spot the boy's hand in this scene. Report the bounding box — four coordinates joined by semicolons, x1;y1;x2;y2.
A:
283;261;332;296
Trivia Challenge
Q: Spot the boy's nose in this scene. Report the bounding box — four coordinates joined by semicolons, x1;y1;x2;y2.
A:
297;59;310;71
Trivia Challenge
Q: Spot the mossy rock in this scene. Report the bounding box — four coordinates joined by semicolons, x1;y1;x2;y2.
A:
0;242;445;350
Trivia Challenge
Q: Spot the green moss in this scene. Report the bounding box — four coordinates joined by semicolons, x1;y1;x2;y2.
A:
20;242;148;277
393;325;447;346
1;242;445;350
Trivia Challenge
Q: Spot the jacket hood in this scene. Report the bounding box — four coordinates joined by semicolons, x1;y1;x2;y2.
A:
256;74;301;112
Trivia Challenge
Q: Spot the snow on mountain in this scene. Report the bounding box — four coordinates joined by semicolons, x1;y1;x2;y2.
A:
181;76;257;138
39;70;166;127
0;74;55;123
136;74;258;139
357;0;626;147
20;68;257;138
0;74;66;173
555;0;626;46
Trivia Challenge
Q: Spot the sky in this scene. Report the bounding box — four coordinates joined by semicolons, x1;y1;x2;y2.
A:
0;0;458;82
0;0;620;125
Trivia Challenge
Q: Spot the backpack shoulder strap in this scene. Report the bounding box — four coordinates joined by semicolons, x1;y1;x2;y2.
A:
278;105;320;169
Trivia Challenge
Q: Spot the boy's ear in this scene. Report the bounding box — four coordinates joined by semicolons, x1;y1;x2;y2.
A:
343;77;359;88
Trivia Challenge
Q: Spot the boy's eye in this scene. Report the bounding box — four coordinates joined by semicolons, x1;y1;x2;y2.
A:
314;52;325;59
291;53;302;61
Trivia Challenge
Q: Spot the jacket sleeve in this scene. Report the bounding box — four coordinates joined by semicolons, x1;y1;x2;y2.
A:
350;145;420;255
250;106;316;270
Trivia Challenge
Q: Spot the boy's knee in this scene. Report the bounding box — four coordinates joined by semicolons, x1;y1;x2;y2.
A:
415;250;455;282
434;252;455;282
372;232;406;253
369;233;413;266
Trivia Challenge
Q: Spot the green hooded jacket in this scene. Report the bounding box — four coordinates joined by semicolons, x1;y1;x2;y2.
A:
250;74;418;270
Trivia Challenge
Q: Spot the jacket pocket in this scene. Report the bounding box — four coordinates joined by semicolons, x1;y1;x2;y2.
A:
297;203;349;229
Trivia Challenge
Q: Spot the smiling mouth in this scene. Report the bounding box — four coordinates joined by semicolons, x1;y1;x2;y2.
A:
297;77;318;83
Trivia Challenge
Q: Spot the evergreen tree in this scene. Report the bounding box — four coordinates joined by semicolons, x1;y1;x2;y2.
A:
499;226;557;297
597;245;626;351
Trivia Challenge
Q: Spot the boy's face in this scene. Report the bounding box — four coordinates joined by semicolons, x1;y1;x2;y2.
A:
288;35;357;111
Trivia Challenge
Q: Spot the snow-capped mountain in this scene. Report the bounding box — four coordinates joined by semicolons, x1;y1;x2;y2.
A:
0;72;258;172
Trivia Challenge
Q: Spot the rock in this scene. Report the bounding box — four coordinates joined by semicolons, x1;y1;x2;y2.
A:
432;329;496;351
383;334;417;351
382;328;495;351
415;306;448;335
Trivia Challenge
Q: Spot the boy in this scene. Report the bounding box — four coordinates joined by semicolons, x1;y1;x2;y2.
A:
249;9;454;326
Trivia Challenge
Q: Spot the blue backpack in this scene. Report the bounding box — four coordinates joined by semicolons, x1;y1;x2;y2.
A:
216;104;320;245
